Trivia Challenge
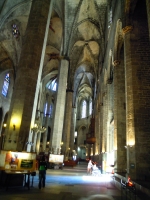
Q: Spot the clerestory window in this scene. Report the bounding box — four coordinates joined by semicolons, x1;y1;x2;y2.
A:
44;103;48;117
108;6;112;28
81;100;87;118
47;78;57;91
49;104;53;118
2;73;10;97
89;99;92;115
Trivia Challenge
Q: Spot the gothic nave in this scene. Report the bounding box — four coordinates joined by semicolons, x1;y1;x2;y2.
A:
0;0;150;197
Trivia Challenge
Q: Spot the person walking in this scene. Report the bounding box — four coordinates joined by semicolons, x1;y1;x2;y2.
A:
38;155;47;189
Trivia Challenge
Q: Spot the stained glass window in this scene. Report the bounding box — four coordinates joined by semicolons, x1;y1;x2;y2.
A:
82;100;86;118
108;7;112;28
44;103;47;117
47;78;57;91
2;73;10;97
51;79;57;91
49;104;53;118
89;99;92;115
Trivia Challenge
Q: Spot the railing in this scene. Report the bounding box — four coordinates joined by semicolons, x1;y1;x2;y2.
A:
121;179;136;200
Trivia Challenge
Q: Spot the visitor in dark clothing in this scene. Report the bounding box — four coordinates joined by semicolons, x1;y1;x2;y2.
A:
38;155;47;189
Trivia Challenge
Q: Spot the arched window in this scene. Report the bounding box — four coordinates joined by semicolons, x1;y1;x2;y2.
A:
51;79;57;91
2;73;10;97
46;78;57;91
49;104;53;118
108;6;112;28
89;99;92;115
74;131;77;143
44;103;48;117
82;100;86;118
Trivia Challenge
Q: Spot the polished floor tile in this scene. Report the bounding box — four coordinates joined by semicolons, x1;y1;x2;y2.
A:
0;162;149;200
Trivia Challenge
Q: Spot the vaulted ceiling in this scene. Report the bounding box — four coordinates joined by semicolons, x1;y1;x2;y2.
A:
0;0;107;108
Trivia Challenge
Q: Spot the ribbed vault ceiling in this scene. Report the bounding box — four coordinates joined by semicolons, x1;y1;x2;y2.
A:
0;0;107;108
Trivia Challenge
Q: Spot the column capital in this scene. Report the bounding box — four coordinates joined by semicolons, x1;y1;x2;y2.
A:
113;60;120;67
122;26;133;35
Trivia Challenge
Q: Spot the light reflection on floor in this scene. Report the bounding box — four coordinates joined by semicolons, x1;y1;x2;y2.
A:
46;171;114;186
79;194;114;200
82;174;113;183
0;167;119;200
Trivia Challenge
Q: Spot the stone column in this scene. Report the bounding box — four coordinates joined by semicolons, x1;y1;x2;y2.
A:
113;61;119;152
36;131;41;154
42;127;47;152
0;117;4;137
63;90;73;160
93;105;99;156
50;59;69;154
123;26;136;179
3;0;53;152
94;101;100;155
113;60;126;173
32;129;38;152
102;92;107;173
102;92;107;153
42;97;51;152
113;60;119;173
124;2;150;178
97;107;101;155
99;99;103;170
106;83;111;155
70;107;76;151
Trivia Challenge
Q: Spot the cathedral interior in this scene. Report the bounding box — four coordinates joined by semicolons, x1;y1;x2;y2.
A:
0;0;150;188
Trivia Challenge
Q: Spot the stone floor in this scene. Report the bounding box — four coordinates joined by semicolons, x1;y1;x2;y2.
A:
0;162;149;200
